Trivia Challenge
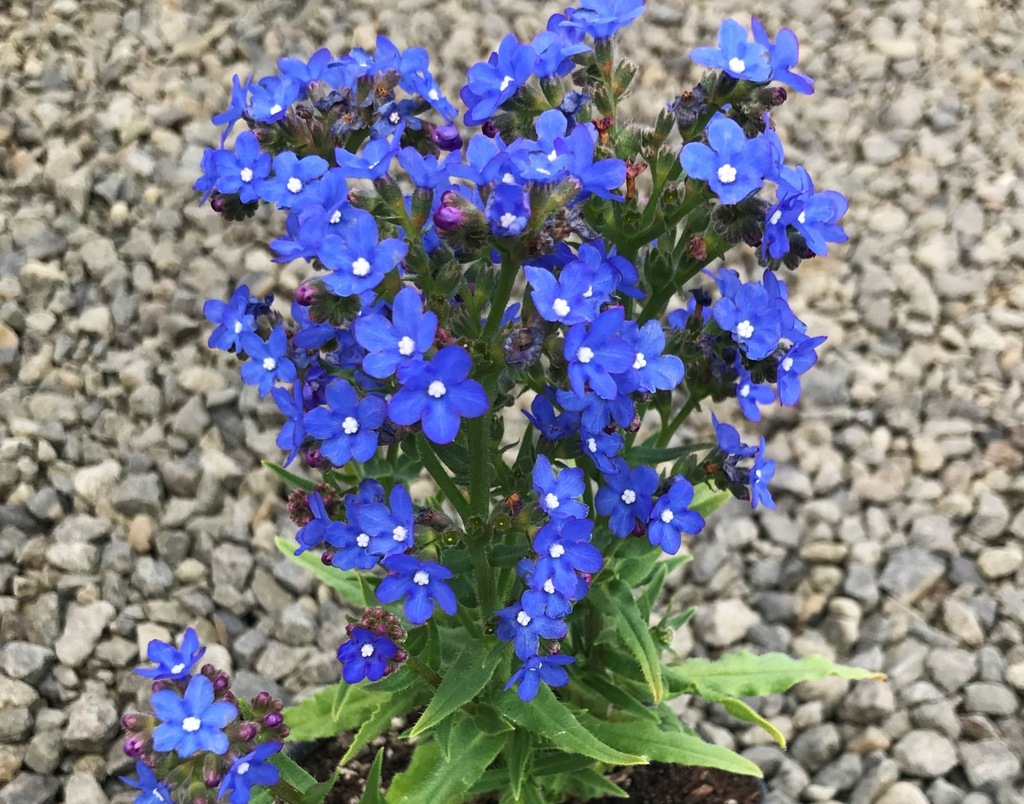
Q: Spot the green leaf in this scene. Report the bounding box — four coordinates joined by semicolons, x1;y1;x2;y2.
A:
303;776;340;804
283;681;406;743
340;686;424;766
690;482;733;518
263;460;316;491
698;690;787;748
591;578;664;705
625;442;714;465
562;767;629;799
410;643;503;737
270;751;319;794
275;537;371;606
497;685;646;766
636;562;668;620
358;748;386;804
434;712;456;762
573;672;660;722
507;729;533;801
385;718;505;803
577;712;762;778
663;651;884;699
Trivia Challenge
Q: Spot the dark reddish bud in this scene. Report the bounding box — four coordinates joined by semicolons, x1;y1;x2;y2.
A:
631;522;647;538
295;284;317;306
304;448;325;469
548;642;561;654
433;205;465;232
765;86;787;107
687;236;707;262
431;123;463;151
123;736;146;757
237;722;259;741
272;699;284;711
210;194;226;213
204;770;224;788
121;713;143;731
321;550;336;566
263;711;284;728
201;663;216;676
481;120;499;138
625;161;647;180
221;691;236;703
435;328;455;346
213;673;231;692
252;691;272;709
627;414;642;433
374;624;387;636
278;725;291;738
151;680;172;693
345;622;356;635
395;649;408;662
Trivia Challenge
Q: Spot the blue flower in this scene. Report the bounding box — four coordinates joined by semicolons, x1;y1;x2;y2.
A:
764;166;849;260
690;18;771;83
712;412;758;459
563;307;635;400
400;48;460;121
461;35;537;126
495;600;567;660
397;147;453;192
579;428;623;475
519;559;579;619
278;47;341;87
556;388;634;435
563;0;646;40
505;653;575;702
735;365;775;422
120;761;173;804
351;484;416;559
211;73;250;145
293;491;340;555
750;437;775;510
333;135;401;181
136;627;206;681
616;320;685;394
389;346;489;445
218;742;282;804
681;114;774;205
595;460;659;537
240;329;297;397
209;131;270;204
531;29;589;79
571;240;639;299
712;273;783;360
304;380;387;466
563;123;627;201
204;285;255;352
485;183;531;237
151;674;237;758
648;477;705;555
249;75;302;122
291;299;338;350
532;518;604;596
337;628;400;683
523;392;581;442
353;287;438;379
751;18;814;95
377;554;458;624
318;210;408;298
778;335;826;406
524;261;602;326
256;151;329;209
532;455;588;520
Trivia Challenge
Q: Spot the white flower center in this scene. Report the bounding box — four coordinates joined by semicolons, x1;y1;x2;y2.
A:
549;543;565;559
342;416;359;435
782;356;794;372
502;172;515;184
262;357;277;371
544;492;560;510
769;210;782;226
583;286;593;298
552;298;571;318
356;533;370;548
516;610;532;627
427;380;447;398
620;489;637;505
329;209;342;224
736;320;754;339
547;149;558;162
499;75;515;92
392;525;408;542
181;717;202;733
755;469;763;479
797;210;806;224
286;176;303;193
236;762;250;776
389;111;401;124
428;88;440;101
413;570;430;586
576;346;594;364
660;509;674;524
397;335;415;356
351;257;371;277
499;212;519;229
543;579;555;594
361;643;375;658
240;167;253;183
717;164;737;184
270;103;283;115
740;384;751;398
633;352;647;370
170;663;186;675
233;321;243;334
728;58;746;74
586;437;597;453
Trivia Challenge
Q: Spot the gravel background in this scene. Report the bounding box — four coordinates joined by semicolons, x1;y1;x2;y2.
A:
2;0;1024;802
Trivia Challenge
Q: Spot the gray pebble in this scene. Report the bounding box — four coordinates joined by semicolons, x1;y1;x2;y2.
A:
0;642;55;686
892;729;958;778
63;692;119;753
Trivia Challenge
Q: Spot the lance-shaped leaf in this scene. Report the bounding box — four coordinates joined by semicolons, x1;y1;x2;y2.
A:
592;577;664;704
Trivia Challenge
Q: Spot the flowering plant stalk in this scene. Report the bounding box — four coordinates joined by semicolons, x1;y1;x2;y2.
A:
121;3;880;802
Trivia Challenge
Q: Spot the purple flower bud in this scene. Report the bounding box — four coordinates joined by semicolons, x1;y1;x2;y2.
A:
121;713;142;731
295;284;317;306
320;549;336;566
204;770;224;788
252;691;272;709
262;711;283;728
304;447;325;468
481;120;499;138
213;673;231;692
210;194;226;213
123;736;146;757
433;205;465;232
201;663;216;676
430;123;463;151
237;722;259;741
279;725;291;738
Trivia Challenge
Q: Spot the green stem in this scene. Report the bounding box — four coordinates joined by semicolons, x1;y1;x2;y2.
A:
467;415;491;520
657;394;704;449
481;252;520;342
470;545;497;622
416;436;472;523
406;657;442;689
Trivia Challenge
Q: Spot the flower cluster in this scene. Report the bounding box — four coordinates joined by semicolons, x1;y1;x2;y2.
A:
120;628;286;804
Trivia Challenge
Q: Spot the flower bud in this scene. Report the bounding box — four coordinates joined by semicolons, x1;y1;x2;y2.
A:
321;549;336;566
121;713;144;731
304;447;325;469
252;691;272;709
123;736;147;757
213;673;231;692
481;120;499;138
433;205;465;232
687;236;708;262
431;123;463;151
237;722;259;742
295;284;317;306
201;663;216;677
263;711;283;728
204;770;224;788
278;725;291;738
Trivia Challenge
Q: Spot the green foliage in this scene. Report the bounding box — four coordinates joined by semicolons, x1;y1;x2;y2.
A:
689;482;734;518
409;642;503;737
275;537;373;607
591;578;664;705
358;749;386;804
263;460;316;491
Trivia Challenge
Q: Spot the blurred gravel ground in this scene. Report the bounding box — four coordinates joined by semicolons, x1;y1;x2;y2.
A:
1;0;1024;802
